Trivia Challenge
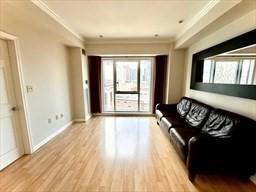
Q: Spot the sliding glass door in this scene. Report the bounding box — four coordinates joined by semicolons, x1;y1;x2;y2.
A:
115;60;139;111
102;57;153;113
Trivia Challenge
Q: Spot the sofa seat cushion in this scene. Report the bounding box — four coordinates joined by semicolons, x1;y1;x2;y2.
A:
156;109;176;124
185;102;212;129
161;115;186;129
159;115;186;138
170;128;199;160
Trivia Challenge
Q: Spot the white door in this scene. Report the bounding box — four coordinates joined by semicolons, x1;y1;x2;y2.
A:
0;39;24;170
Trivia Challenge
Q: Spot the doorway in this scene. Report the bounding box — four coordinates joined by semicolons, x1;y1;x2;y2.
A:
0;39;24;170
0;31;32;170
102;57;153;113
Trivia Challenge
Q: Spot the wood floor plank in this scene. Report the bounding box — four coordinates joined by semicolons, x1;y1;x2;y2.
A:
0;116;255;192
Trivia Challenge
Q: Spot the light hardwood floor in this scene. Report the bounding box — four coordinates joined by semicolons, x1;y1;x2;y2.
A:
0;116;255;192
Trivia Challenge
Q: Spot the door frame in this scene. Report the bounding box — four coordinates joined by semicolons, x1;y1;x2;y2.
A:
0;30;33;154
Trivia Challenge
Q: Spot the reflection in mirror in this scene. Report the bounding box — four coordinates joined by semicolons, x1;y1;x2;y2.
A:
202;44;256;85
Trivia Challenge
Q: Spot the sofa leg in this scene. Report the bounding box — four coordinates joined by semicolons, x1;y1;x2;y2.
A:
188;172;196;182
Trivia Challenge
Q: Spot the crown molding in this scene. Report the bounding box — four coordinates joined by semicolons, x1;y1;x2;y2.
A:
85;37;173;45
31;0;83;40
175;0;220;40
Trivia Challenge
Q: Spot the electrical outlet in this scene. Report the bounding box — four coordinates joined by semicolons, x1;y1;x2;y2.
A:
55;115;59;120
48;118;52;124
26;85;33;93
60;113;64;118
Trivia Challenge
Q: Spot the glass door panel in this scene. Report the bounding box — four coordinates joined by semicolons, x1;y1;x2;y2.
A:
115;61;138;93
140;60;152;112
115;94;138;111
214;61;239;84
102;59;114;111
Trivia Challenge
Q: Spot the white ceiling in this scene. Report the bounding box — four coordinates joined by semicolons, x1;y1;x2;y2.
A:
42;0;210;41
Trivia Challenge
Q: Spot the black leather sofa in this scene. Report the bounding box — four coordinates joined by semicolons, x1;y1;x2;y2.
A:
156;97;256;181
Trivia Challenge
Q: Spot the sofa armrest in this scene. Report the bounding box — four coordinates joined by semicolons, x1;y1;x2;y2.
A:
155;103;177;111
186;135;233;174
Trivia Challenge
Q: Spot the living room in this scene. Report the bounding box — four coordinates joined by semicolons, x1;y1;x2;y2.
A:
0;0;255;191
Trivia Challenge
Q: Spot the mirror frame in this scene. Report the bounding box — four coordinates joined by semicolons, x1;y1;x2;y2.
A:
190;29;256;100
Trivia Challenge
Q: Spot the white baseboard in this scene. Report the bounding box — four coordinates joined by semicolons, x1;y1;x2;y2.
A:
32;117;92;152
250;175;256;184
85;114;92;121
73;118;86;122
98;113;154;116
33;121;73;152
73;115;93;122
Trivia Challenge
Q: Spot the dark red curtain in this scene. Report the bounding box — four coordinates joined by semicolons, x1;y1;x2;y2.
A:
88;56;102;113
153;55;168;112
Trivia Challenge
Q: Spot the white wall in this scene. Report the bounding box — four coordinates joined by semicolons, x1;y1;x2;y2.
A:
85;42;170;55
68;47;85;120
86;42;185;105
0;1;84;147
166;47;186;104
183;9;256;121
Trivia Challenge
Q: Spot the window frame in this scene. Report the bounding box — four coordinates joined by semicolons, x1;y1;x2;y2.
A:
101;57;154;113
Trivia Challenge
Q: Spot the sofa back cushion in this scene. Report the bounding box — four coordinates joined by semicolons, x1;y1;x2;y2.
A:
176;97;192;118
201;109;240;138
185;102;211;128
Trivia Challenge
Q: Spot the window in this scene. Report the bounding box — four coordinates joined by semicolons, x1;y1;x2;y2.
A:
102;57;153;113
214;60;239;84
203;58;255;84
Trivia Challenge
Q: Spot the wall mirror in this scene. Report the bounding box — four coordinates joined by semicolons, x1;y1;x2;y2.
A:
191;29;256;100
